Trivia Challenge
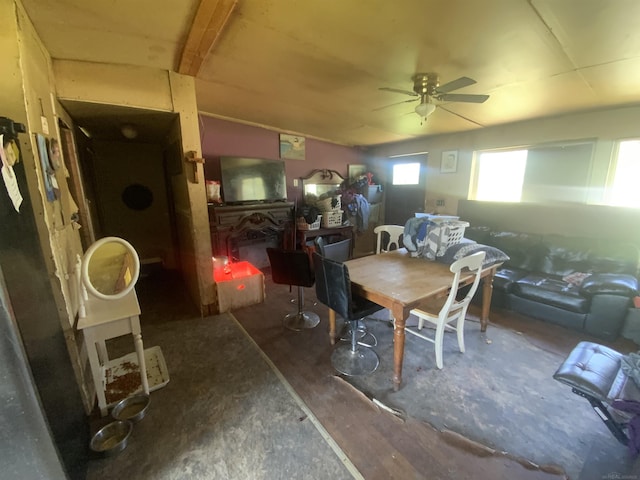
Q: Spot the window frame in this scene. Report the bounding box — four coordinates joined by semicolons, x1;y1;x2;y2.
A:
605;138;640;208
470;139;597;204
469;147;529;202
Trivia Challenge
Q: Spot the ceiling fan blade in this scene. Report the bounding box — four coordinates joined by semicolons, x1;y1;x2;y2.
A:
379;87;419;97
373;98;418;111
435;76;476;94
439;105;485;127
437;93;490;103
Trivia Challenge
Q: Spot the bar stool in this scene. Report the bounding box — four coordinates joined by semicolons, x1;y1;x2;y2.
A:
313;252;383;375
267;247;319;331
315;237;376;347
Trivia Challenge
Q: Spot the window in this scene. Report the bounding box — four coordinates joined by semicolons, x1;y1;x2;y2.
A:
392;163;420;185
473;150;527;202
471;142;594;204
609;140;640;208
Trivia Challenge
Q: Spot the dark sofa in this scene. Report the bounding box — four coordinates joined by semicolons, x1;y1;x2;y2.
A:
466;227;639;340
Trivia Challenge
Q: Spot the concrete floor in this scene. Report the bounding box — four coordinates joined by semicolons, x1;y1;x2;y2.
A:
85;270;357;480
85;267;639;480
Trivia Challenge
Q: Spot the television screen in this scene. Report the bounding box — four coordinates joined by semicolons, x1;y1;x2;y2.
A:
220;157;287;204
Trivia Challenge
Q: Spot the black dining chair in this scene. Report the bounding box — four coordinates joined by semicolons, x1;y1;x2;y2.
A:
315;237;376;347
314;236;351;262
313;252;383;376
266;247;319;331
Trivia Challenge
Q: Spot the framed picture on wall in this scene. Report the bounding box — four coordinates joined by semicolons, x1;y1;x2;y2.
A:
348;164;367;183
279;134;306;160
441;150;458;173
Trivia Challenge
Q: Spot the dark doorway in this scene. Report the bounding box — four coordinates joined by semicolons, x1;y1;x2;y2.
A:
384;157;427;226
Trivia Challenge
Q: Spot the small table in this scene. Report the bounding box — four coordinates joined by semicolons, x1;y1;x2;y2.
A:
77;290;149;416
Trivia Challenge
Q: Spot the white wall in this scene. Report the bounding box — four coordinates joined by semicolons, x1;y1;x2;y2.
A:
367;105;640;215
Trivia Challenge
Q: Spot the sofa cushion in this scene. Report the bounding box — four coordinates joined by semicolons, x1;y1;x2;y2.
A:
487;231;544;271
464;226;491;244
494;267;529;293
513;273;590;313
589;242;640;275
539;235;596;277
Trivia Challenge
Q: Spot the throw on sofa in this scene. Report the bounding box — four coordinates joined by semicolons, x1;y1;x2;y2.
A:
465;227;639;340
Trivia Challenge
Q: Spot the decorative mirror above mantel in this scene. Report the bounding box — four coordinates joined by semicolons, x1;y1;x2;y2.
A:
301;169;345;203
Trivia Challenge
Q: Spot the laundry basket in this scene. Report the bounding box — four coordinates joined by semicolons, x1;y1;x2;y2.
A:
435;221;469;256
297;215;322;230
321;210;343;228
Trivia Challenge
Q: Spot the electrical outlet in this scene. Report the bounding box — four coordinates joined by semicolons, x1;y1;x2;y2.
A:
436;199;445;207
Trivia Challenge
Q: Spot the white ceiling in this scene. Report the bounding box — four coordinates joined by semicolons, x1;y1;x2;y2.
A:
21;0;640;147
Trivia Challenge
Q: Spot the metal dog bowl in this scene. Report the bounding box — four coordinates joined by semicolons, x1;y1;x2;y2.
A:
111;394;150;423
90;420;132;456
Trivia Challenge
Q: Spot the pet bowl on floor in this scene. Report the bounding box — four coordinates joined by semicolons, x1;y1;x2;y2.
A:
111;394;150;423
90;420;132;456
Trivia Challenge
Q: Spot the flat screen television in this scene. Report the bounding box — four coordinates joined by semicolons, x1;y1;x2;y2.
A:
219;156;287;204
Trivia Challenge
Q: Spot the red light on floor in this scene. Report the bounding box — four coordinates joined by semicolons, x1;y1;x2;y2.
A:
213;261;262;282
236;284;245;290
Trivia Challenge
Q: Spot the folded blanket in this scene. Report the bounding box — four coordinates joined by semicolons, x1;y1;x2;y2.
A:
622;352;640;388
403;217;437;258
612;399;640;455
562;272;592;287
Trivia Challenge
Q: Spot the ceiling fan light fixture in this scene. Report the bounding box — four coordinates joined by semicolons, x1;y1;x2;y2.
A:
415;102;436;118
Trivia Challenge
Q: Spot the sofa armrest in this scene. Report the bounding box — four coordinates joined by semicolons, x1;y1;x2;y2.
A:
580;273;639;297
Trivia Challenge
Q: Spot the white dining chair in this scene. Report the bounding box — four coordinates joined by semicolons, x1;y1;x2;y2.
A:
374;225;404;254
373;225;405;324
405;251;486;369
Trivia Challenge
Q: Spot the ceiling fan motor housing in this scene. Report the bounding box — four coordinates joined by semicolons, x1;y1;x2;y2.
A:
412;73;439;97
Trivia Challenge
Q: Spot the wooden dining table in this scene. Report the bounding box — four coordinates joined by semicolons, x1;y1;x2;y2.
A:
329;248;501;390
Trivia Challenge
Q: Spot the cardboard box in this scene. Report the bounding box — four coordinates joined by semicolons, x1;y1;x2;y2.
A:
215;261;265;313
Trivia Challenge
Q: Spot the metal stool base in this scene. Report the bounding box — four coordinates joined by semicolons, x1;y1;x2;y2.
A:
284;311;320;331
331;345;379;376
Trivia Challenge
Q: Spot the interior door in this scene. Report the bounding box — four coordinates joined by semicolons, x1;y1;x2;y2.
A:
59;123;95;249
384;157;427;226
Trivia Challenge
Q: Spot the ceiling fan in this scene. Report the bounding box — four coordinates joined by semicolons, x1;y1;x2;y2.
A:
379;73;489;123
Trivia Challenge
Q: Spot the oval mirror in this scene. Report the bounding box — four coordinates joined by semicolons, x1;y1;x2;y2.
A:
81;237;140;301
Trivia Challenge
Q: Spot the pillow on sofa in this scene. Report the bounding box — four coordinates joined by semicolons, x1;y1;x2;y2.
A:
438;243;510;268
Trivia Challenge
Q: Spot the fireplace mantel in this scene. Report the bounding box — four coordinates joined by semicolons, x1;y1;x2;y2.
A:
208;202;294;266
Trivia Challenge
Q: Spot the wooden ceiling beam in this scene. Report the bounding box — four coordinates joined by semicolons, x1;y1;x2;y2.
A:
177;0;238;77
